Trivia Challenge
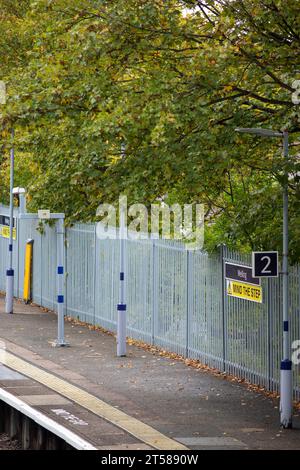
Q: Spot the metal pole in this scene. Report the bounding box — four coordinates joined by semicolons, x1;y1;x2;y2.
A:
186;250;189;358
220;244;226;372
267;277;272;392
280;130;292;428
117;143;127;357
5;129;15;314
54;218;68;347
151;239;157;345
186;249;193;359
117;195;127;356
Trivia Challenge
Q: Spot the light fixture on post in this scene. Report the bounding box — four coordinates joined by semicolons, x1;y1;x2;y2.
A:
235;127;292;429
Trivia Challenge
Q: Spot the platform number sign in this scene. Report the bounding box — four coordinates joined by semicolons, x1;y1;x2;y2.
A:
252;251;278;278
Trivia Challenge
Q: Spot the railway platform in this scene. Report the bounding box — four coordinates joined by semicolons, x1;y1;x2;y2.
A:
0;295;300;450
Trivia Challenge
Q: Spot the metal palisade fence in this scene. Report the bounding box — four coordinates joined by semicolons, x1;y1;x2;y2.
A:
0;204;299;399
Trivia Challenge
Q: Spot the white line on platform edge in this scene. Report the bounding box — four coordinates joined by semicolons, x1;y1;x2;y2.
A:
0;387;97;450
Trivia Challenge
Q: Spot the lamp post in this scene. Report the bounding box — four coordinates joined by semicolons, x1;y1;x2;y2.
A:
0;82;15;314
5;128;15;314
235;127;292;428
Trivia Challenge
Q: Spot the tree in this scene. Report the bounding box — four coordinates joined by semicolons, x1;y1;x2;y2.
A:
0;0;299;260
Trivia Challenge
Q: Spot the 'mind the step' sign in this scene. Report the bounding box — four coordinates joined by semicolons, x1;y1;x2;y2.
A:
225;262;262;303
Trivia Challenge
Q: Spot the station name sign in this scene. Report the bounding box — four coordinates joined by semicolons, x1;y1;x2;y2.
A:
225;262;262;303
0;214;17;240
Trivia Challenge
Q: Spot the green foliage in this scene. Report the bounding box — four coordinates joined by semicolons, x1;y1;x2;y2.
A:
0;0;299;260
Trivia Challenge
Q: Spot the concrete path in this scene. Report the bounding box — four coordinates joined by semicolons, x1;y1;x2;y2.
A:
0;295;300;450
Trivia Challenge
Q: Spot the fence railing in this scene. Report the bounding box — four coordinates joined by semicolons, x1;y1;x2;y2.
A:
0;204;299;400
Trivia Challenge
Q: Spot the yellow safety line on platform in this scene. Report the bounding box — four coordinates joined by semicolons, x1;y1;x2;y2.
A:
1;351;188;450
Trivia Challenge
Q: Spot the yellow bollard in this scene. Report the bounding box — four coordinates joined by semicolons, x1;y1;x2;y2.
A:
23;239;34;304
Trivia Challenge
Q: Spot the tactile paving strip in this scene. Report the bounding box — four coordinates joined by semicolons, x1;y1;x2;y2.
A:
1;351;187;450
